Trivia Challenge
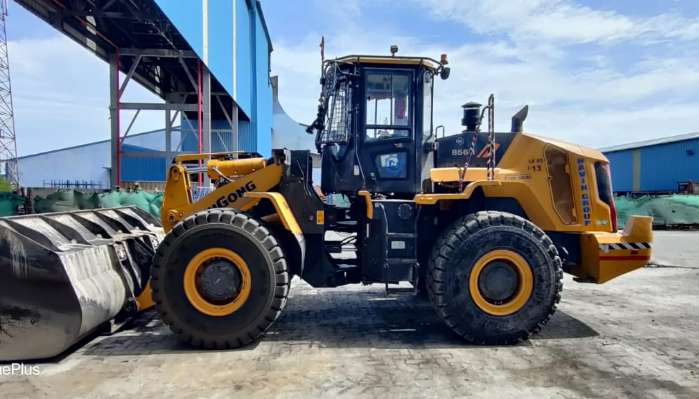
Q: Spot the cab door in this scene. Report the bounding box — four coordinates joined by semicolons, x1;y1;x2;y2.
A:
359;68;418;194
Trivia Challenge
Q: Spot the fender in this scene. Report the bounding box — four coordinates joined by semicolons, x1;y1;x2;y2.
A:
245;192;306;271
414;180;559;230
161;162;283;231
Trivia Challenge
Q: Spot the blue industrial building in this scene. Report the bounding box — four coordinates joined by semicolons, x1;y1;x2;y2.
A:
602;132;699;193
18;128;172;188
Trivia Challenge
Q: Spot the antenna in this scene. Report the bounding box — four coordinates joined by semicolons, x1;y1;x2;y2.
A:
0;0;19;189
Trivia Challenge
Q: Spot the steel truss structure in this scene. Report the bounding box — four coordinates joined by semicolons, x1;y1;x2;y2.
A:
16;0;241;188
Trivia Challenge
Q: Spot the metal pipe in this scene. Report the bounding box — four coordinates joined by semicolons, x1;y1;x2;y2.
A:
202;67;212;187
511;105;529;133
197;60;203;186
115;50;121;187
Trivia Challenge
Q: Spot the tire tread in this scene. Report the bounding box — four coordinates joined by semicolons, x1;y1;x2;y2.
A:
152;208;290;349
427;211;563;345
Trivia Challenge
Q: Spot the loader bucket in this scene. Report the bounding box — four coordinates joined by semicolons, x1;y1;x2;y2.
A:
0;207;163;361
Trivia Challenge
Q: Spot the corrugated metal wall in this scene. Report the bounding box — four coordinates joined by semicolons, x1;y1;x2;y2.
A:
153;0;273;155
19;129;181;186
121;144;167;182
179;118;240;153
209;1;235;95
605;138;699;193
18;141;111;188
236;0;253;116
121;129;180;182
255;10;272;155
238;119;255;152
605;149;634;192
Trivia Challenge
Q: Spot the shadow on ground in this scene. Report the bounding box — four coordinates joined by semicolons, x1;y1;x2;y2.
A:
81;287;597;357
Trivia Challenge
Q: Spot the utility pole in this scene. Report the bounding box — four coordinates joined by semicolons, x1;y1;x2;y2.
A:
0;0;18;189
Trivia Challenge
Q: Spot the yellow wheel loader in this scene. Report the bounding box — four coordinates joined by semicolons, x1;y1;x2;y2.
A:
149;53;652;348
0;52;653;359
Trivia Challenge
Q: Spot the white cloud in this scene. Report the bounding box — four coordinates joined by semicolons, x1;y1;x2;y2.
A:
527;102;699;148
312;0;361;20
419;0;699;44
271;4;699;150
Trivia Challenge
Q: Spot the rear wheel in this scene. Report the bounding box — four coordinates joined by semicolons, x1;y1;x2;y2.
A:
152;209;289;349
427;211;562;344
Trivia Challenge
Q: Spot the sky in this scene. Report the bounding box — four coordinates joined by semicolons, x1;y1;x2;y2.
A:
8;0;699;156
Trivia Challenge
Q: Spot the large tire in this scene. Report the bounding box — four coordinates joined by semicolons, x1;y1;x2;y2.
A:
427;211;562;344
151;209;289;349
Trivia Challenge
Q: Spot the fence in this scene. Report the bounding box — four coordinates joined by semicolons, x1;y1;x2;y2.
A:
42;180;104;189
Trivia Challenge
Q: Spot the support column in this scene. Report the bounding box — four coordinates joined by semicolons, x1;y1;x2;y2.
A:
231;103;239;152
202;66;212;187
231;0;238;153
109;53;120;188
632;149;641;193
165;109;172;180
200;0;211;187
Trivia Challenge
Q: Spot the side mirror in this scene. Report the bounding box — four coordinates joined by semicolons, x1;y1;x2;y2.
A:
440;67;451;80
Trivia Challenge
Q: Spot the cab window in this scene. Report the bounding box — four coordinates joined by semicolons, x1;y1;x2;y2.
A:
422;72;433;141
545;147;576;224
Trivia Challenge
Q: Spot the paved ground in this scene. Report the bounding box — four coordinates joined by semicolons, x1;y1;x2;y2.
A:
650;231;699;268
1;232;698;399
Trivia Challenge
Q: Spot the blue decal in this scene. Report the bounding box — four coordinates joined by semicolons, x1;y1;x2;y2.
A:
577;158;591;225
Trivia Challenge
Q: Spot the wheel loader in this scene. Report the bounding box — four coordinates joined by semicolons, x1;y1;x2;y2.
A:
0;51;653;359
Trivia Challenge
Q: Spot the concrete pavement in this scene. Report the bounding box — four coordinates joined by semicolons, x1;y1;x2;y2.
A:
0;231;697;398
650;231;699;268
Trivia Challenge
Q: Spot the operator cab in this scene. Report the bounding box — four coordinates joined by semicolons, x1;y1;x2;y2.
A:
308;51;450;197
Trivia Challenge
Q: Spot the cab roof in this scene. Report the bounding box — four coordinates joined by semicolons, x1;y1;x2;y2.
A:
333;55;442;70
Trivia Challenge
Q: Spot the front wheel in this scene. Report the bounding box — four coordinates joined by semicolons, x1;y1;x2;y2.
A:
151;209;289;349
427;211;562;344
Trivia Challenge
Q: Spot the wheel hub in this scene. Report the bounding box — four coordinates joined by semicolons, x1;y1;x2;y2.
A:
196;258;242;304
478;260;519;304
468;249;534;316
183;248;252;317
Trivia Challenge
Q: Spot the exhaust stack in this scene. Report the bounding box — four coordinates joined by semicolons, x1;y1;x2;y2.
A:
461;102;482;131
511;105;529;133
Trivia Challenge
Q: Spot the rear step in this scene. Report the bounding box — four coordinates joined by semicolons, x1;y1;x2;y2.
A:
0;207;163;361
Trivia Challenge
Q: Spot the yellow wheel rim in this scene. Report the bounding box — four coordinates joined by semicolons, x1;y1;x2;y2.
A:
469;249;533;316
183;248;251;317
